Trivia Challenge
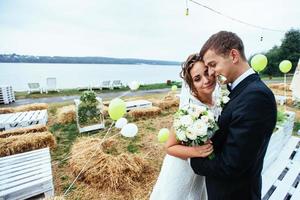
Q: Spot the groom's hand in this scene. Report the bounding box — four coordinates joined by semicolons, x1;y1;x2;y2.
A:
204;140;213;144
193;144;213;158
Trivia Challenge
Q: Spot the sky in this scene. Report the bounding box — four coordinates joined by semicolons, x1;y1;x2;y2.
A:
0;0;299;61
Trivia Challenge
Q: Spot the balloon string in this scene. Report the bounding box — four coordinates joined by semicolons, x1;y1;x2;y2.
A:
52;132;117;166
284;73;287;111
63;121;115;197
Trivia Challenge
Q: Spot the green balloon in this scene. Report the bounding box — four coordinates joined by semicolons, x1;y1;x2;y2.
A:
279;60;292;73
171;85;177;91
108;98;126;120
250;54;268;72
158;128;170;143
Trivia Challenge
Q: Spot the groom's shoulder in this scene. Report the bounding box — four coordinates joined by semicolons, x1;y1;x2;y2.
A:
244;78;275;100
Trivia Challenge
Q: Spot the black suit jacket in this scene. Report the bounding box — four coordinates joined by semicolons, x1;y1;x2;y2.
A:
191;73;277;200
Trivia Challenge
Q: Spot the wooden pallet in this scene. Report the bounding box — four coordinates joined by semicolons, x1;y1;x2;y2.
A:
261;111;299;200
0;148;54;200
126;100;152;111
0;86;15;105
0;110;48;131
262;136;300;200
263;111;295;172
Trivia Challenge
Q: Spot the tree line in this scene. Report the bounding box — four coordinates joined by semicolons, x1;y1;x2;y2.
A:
0;54;180;66
250;29;300;77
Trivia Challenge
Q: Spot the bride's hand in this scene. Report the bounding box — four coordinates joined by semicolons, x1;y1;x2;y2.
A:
193;144;214;158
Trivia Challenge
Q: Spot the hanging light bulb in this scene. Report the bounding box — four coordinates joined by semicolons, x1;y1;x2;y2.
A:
185;0;189;16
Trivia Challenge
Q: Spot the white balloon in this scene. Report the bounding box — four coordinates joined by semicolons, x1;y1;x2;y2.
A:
129;81;140;91
115;117;128;129
121;123;138;137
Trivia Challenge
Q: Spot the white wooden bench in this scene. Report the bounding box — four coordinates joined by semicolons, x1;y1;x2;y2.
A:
0;110;48;131
126;100;152;111
261;111;300;200
111;80;123;89
0;148;54;200
27;83;43;94
99;81;112;90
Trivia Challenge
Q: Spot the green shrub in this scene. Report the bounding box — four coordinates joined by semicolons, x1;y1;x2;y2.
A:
277;110;287;125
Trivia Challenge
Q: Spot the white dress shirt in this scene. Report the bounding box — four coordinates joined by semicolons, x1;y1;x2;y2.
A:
229;68;256;90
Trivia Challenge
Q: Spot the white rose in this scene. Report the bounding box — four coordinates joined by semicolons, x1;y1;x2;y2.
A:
186;131;197;140
180;115;193;127
189;110;199;119
193;119;208;137
201;115;209;123
189;106;205;119
198;125;208;137
196;105;207;113
216;99;221;106
222;96;230;104
177;130;187;141
207;111;215;121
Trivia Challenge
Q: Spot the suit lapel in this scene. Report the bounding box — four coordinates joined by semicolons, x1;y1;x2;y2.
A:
228;73;259;101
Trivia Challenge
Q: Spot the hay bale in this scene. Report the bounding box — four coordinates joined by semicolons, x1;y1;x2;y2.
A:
0;107;14;114
57;105;76;124
69;137;149;192
0;124;48;138
102;105;109;117
269;83;292;91
128;106;161;119
14;103;49;112
286;97;294;107
0;131;56;157
150;98;179;110
268;83;281;90
0;103;49;114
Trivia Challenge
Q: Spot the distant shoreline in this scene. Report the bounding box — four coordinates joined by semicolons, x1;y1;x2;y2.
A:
0;54;181;66
0;62;180;66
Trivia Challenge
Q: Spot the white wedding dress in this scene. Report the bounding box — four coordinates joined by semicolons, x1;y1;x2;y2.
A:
150;82;221;200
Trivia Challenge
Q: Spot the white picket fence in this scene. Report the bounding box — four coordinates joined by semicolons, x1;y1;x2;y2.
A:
0;148;54;200
262;111;300;200
0;110;48;131
0;86;15;105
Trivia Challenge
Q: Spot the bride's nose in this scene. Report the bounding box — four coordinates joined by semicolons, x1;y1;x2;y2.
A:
203;76;210;85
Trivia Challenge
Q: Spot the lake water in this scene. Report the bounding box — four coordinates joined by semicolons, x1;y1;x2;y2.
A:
0;63;182;91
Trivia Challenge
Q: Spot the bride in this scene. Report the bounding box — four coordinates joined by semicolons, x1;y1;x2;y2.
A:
150;53;221;200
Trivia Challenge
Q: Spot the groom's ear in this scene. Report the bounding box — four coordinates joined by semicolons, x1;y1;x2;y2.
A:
230;49;240;64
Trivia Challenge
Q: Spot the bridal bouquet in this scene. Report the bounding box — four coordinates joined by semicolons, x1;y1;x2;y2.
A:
173;91;230;159
173;104;218;146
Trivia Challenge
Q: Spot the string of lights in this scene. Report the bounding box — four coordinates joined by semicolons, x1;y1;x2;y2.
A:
188;0;285;33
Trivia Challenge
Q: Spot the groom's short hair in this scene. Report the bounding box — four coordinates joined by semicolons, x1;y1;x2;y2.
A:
200;31;246;60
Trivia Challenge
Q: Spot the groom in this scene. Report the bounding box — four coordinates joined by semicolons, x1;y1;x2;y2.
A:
190;31;277;200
